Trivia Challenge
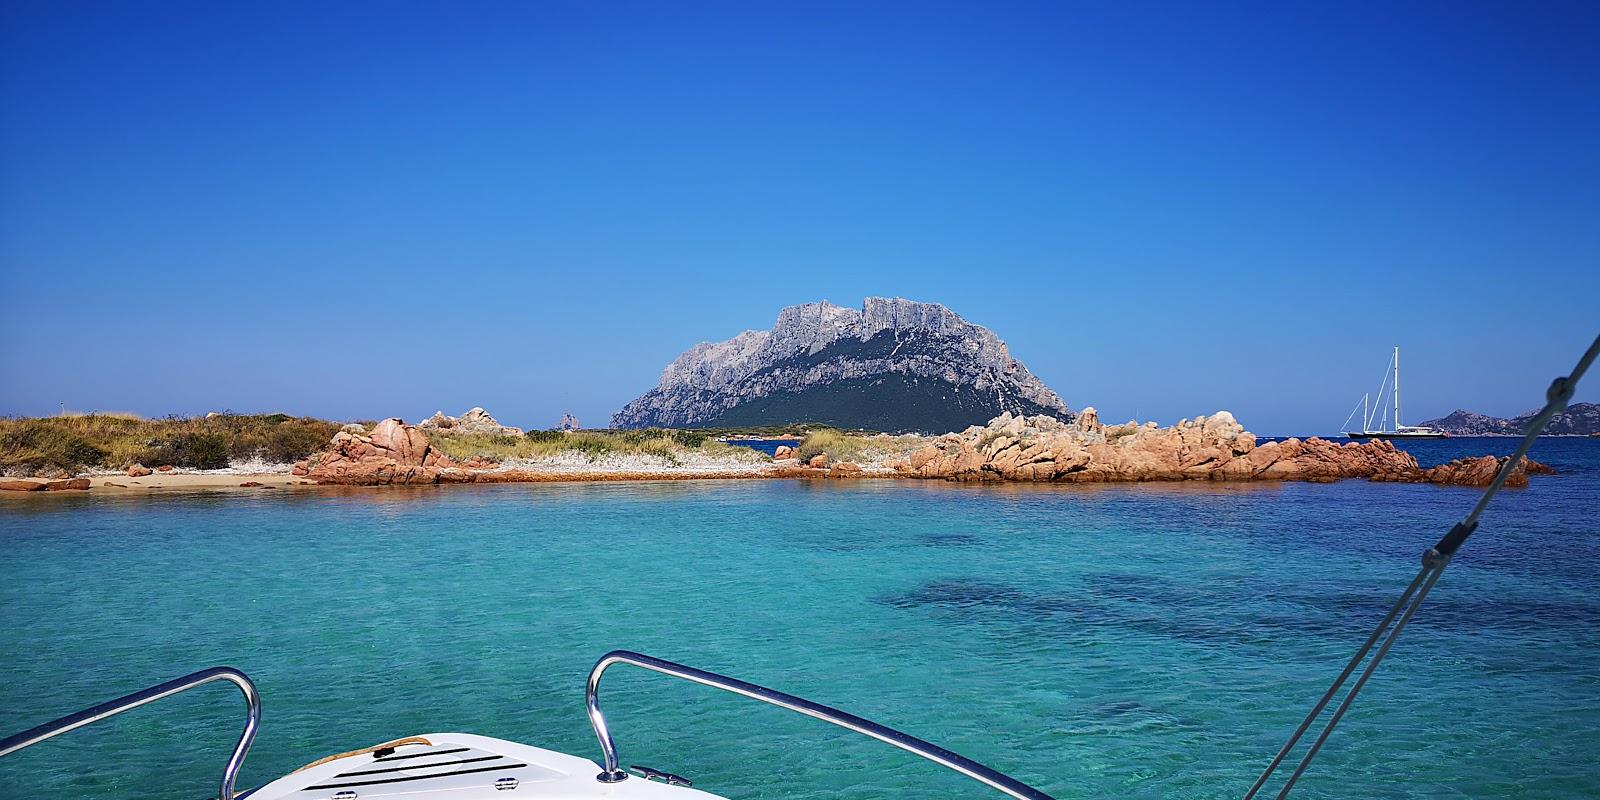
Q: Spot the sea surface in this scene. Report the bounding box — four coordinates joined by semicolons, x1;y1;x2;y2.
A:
721;438;802;457
1;438;1596;799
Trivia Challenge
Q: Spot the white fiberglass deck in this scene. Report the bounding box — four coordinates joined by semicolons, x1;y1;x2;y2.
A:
247;734;725;800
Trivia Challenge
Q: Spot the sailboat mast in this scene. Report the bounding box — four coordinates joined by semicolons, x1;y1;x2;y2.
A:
1393;346;1402;430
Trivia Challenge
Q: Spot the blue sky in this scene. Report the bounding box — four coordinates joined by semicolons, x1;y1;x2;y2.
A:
2;1;1596;435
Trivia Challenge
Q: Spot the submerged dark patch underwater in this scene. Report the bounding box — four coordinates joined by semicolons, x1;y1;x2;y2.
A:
1;437;1596;799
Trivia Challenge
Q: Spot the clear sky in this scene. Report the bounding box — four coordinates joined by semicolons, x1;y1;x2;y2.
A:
2;1;1596;435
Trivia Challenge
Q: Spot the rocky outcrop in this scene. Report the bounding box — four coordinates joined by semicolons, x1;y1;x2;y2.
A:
0;479;47;492
894;410;1554;486
418;407;524;437
46;478;91;490
307;418;468;485
556;413;581;432
612;297;1070;433
1411;455;1553;488
126;464;152;477
304;419;510;486
1419;402;1600;436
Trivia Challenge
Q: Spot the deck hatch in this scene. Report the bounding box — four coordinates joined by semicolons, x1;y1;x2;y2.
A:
330;754;508;778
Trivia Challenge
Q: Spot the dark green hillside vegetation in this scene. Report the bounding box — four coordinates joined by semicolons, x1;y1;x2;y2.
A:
0;413;345;475
635;330;1068;433
675;422;845;437
700;373;1052;434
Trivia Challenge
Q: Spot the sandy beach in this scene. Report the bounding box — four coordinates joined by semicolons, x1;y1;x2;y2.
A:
0;460;898;497
0;472;316;494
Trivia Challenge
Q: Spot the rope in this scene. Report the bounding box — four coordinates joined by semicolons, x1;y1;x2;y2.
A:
290;736;434;773
1246;332;1600;800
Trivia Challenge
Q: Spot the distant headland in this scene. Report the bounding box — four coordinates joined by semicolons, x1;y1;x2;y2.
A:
1419;403;1600;436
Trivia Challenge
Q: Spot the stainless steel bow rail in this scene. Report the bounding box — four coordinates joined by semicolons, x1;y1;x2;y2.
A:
0;666;260;800
586;649;1056;800
1246;332;1600;800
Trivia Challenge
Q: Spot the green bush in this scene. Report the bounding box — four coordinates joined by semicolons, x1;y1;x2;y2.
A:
258;425;331;463
797;429;849;462
568;434;617;459
187;434;230;469
141;432;231;469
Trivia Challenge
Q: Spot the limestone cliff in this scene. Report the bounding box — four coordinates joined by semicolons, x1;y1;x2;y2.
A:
612;298;1069;432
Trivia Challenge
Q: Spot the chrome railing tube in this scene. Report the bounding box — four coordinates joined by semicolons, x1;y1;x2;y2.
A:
586;650;1056;800
0;666;260;800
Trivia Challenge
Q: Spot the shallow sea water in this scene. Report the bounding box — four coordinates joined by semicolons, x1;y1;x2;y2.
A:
1;438;1596;799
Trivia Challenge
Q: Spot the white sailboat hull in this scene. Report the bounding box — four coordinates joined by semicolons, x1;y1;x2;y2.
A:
1343;430;1448;440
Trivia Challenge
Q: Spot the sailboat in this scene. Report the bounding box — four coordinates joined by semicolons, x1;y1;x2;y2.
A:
1342;346;1448;439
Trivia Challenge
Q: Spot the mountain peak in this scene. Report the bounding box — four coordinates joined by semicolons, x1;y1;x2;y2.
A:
613;298;1069;432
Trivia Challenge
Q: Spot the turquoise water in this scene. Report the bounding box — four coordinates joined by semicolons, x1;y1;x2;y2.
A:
1;438;1596;799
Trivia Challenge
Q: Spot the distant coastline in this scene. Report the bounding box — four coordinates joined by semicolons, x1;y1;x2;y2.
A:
1417;402;1600;436
1;406;1563;494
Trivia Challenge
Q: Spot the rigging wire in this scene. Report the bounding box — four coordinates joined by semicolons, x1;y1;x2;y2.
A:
1338;394;1367;434
1245;332;1600;800
1367;353;1394;432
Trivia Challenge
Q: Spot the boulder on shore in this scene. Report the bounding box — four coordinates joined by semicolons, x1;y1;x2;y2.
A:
308;418;460;485
305;418;506;485
893;411;1555;487
418;407;524;437
126;464;152;477
0;480;47;492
